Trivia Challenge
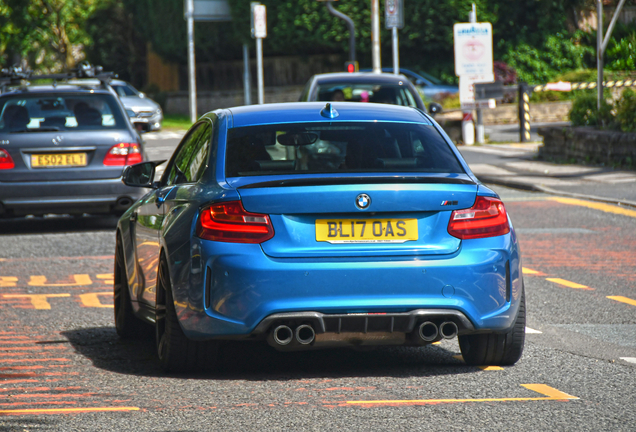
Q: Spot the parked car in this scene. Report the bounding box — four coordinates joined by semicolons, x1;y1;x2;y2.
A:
361;68;458;102
109;80;163;132
115;101;525;372
0;68;146;217
299;72;442;114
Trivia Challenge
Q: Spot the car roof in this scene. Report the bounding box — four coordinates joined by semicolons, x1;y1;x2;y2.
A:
310;72;412;85
226;102;429;128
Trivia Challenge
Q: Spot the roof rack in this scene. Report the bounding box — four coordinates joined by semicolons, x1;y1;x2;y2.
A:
0;62;117;93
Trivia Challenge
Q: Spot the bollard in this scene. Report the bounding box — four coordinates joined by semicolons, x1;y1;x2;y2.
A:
462;111;475;145
518;83;531;143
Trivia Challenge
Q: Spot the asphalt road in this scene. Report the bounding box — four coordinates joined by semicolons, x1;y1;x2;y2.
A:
0;133;634;431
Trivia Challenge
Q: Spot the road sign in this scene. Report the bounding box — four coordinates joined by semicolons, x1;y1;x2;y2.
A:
385;0;404;29
184;0;232;22
252;4;267;38
453;23;493;77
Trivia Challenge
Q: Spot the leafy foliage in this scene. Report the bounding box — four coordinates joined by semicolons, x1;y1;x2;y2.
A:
615;88;636;132
570;92;615;128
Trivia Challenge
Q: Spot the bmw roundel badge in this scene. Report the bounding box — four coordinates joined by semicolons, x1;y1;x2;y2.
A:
355;193;371;210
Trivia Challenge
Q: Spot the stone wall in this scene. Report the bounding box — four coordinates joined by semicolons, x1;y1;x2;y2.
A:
538;126;636;166
436;101;572;125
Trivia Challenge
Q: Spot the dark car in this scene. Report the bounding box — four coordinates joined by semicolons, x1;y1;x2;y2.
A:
115;102;524;373
0;69;146;217
361;68;459;102
299;72;442;114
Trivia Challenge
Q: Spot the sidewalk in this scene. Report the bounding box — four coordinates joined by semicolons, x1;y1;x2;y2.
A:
458;143;636;207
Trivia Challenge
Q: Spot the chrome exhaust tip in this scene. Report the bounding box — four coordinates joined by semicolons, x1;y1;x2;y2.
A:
418;321;439;342
439;321;458;339
272;325;293;346
295;324;315;345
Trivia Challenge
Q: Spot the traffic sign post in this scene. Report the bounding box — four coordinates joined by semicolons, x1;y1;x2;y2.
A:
251;3;267;105
385;0;404;75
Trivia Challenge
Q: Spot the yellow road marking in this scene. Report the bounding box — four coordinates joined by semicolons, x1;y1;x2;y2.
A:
607;296;636;306
547;197;636;218
0;277;18;287
345;384;578;405
546;278;593;290
28;274;92;287
3;294;70;310
0;407;140;416
79;292;113;308
478;366;504;371
522;267;540;275
96;274;114;285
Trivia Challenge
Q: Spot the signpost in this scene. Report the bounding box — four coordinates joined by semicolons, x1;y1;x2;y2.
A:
454;5;494;145
251;3;267;105
183;0;232;123
385;0;404;75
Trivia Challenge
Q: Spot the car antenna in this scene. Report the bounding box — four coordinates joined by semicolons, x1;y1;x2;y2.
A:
320;102;339;119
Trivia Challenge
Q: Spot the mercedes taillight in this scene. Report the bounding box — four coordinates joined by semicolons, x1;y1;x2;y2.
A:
103;143;142;166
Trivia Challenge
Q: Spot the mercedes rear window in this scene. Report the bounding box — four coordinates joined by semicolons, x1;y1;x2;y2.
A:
0;93;127;133
225;122;464;177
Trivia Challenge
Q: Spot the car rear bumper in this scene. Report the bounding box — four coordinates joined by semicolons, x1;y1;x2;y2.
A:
0;178;146;215
170;232;523;342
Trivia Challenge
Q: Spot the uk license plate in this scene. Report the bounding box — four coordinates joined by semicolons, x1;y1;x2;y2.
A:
31;153;87;168
315;219;418;244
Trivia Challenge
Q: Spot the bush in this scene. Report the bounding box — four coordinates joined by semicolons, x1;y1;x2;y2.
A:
615;88;636;132
569;93;614;128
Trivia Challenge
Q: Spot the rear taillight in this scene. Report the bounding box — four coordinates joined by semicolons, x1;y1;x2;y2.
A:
447;196;510;240
0;148;14;169
196;201;274;244
103;143;143;166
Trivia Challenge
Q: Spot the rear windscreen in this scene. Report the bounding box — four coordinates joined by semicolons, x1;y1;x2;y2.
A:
225;122;465;177
315;83;418;107
0;93;127;133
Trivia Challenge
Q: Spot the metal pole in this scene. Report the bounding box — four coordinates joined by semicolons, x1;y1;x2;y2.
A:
519;84;531;143
186;0;197;123
256;37;264;104
597;0;603;113
470;3;485;144
243;44;251;105
392;27;399;75
371;0;381;73
326;1;356;62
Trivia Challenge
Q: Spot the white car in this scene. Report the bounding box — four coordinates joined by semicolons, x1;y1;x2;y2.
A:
110;80;163;132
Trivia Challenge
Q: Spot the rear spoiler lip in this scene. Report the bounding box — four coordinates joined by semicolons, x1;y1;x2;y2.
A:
235;174;476;189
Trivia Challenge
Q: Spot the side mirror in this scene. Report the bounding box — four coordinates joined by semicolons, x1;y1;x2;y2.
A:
428;102;443;115
122;160;165;188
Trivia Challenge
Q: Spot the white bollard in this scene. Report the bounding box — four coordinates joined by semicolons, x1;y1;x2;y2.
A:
462;111;475;145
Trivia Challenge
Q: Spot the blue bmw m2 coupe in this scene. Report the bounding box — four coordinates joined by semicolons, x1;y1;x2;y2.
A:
115;102;525;372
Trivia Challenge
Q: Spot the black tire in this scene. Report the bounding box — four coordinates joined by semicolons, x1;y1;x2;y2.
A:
114;235;148;338
459;287;526;366
155;255;219;373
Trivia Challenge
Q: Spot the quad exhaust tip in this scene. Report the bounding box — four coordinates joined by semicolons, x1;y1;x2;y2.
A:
273;325;293;346
295;324;316;345
439;321;458;339
418;321;438;342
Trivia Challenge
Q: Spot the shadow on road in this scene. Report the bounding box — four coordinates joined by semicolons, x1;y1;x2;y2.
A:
0;214;118;235
62;326;477;381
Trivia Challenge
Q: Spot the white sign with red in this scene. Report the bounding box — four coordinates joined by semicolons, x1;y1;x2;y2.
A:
453;23;493;77
253;4;267;38
460;74;496;110
385;0;404;29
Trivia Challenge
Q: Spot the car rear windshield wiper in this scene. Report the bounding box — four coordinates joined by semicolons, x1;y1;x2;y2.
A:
10;127;61;133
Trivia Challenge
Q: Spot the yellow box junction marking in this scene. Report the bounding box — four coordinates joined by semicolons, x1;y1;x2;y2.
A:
3;294;70;310
547;197;636;218
546;278;593;290
79;292;113;308
28;274;92;287
522;267;540;275
607;296;636;307
0;406;140;416
96;273;114;285
0;277;18;287
345;384;578;406
478;365;504;371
